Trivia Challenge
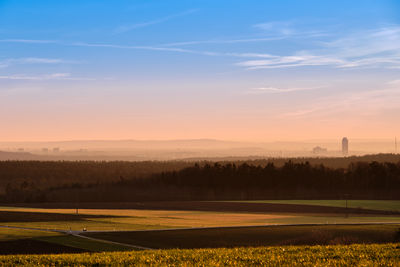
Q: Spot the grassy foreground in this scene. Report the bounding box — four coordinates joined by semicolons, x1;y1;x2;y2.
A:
0;243;399;266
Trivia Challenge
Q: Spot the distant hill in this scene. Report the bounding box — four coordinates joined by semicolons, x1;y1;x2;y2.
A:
0;139;248;150
0;151;41;160
0;138;398;160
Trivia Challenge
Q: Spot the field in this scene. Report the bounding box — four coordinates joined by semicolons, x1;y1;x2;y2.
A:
231;200;400;212
84;224;400;249
1;200;400;232
0;200;399;255
0;243;399;266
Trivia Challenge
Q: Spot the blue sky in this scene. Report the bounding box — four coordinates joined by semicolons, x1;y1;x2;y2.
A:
1;0;400;141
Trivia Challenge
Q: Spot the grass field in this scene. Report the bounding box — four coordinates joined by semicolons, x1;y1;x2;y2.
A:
230;200;400;212
1;201;400;254
1;199;400;231
1;206;400;232
0;227;134;254
37;235;133;252
0;207;295;231
0;243;398;266
0;227;59;241
1;223;399;253
84;224;400;249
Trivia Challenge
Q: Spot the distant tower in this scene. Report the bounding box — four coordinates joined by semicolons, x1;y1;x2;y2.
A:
342;137;348;156
396;137;398;154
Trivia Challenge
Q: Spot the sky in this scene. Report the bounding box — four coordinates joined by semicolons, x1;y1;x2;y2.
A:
0;0;399;142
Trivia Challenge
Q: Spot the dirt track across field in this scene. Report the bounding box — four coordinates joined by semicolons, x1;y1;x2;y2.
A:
5;201;399;215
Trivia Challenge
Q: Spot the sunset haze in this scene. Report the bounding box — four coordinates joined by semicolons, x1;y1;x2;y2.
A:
1;0;399;142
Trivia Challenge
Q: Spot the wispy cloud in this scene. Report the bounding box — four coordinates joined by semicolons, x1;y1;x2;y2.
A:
89;42;304;61
0;39;57;44
253;21;294;36
159;21;326;48
387;79;400;85
236;26;400;70
13;58;77;64
71;42;194;53
237;53;345;69
0;73;94;81
69;41;221;56
114;9;198;34
279;87;400;118
0;57;82;68
280;107;321;117
2;25;399;71
159;37;285;47
247;86;324;94
69;42;276;58
321;26;400;58
0;37;266;58
253;20;328;39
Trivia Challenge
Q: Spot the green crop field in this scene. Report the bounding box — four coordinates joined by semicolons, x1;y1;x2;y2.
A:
1;223;399;254
37;235;133;252
0;207;297;231
84;224;400;249
1;202;400;255
1;202;400;233
1;211;400;233
229;200;400;212
0;243;398;266
0;227;60;241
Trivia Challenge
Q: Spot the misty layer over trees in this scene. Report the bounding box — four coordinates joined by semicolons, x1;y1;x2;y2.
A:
0;154;399;202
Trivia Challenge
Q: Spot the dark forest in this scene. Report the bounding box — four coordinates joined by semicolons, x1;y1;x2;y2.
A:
0;154;399;202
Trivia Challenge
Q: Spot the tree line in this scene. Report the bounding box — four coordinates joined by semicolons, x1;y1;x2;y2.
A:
0;158;399;202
